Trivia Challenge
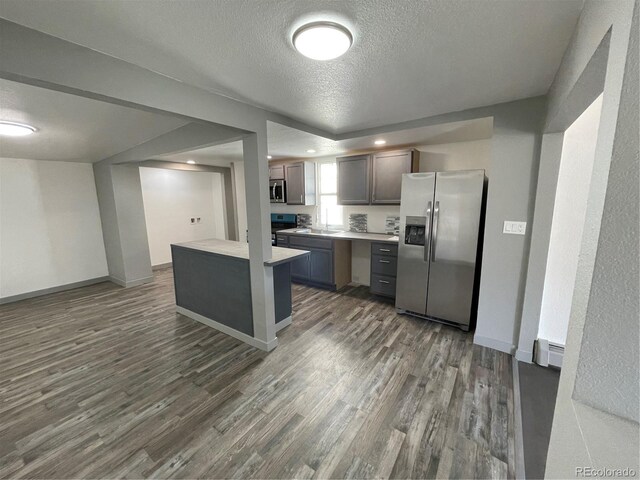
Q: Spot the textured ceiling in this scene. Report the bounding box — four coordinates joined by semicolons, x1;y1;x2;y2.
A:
0;79;187;162
0;0;583;133
160;118;493;164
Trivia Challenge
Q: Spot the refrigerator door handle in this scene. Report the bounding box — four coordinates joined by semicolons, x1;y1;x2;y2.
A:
431;201;440;262
424;201;432;262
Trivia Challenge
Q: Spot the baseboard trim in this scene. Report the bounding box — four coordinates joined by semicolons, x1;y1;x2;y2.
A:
516;348;534;363
176;306;278;352
276;316;292;332
473;335;516;355
109;275;154;288
534;338;564;368
152;262;173;271
0;276;110;305
512;360;527;480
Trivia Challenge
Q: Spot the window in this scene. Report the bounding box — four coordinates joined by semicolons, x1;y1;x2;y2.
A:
317;161;343;227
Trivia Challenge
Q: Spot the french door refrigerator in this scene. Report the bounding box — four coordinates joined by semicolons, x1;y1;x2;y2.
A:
395;170;485;331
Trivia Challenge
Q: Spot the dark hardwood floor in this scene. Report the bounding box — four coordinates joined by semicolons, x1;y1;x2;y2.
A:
0;267;515;479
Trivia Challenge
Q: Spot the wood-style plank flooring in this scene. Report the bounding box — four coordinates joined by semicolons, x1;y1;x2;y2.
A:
0;267;515;479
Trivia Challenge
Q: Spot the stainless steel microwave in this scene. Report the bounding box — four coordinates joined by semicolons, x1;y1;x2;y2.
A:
269;179;286;203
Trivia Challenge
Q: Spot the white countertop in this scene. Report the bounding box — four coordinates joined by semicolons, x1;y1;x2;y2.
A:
276;228;399;243
172;238;309;266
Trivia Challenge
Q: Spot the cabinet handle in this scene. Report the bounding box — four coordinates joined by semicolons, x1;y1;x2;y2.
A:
300;194;303;204
379;259;390;264
378;280;390;284
379;248;391;252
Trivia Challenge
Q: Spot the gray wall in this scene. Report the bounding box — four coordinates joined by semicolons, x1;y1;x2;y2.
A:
542;0;638;477
573;2;638;423
473;98;545;354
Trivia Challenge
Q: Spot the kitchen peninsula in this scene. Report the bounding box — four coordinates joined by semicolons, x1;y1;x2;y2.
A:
171;239;309;349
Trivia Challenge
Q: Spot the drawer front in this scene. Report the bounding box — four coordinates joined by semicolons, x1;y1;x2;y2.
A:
371;242;398;257
370;274;397;298
371;254;398;277
289;236;333;250
276;235;289;246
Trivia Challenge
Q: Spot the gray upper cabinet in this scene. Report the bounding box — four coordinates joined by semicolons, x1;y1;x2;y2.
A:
269;165;285;180
371;149;419;204
285;162;316;205
337;154;370;205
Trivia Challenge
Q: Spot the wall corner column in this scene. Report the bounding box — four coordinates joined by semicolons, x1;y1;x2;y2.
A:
242;127;277;351
516;132;565;362
93;161;153;287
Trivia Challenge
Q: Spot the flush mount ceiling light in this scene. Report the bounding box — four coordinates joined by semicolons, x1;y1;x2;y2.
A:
187;160;196;164
306;149;316;153
293;22;353;60
267;155;273;160
374;139;386;145
0;121;36;137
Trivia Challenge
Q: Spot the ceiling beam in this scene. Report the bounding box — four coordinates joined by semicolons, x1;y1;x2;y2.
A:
0;18;332;138
97;122;242;166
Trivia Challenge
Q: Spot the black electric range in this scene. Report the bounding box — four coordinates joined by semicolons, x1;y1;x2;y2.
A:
271;213;297;245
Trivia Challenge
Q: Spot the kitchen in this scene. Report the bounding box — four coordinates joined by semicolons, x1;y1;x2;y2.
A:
172;120;491;343
3;2;633;478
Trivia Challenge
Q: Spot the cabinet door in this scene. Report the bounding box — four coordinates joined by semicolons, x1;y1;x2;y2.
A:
371;150;415;204
269;165;285;179
290;254;310;280
309;249;333;285
337;155;370;205
285;163;304;205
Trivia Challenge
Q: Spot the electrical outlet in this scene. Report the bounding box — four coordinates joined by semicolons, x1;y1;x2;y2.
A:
197;217;201;223
190;217;196;224
503;221;526;235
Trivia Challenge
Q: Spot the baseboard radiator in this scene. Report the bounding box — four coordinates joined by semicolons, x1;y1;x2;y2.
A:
534;338;564;368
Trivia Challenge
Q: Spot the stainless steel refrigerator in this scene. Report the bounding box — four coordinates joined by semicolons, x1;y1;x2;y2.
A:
395;170;485;330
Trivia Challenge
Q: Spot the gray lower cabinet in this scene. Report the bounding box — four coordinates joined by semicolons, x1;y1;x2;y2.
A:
309;249;333;285
276;234;289;246
337;154;371;205
290;254;310;279
370;242;398;298
281;235;351;290
285;162;316;205
371;149;419;204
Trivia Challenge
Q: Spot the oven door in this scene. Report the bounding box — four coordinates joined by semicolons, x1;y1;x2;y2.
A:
270;180;286;203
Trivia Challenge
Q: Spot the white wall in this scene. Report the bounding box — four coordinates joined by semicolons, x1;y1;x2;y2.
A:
0;158;108;298
269;139;491;285
139;167;226;266
538;95;602;346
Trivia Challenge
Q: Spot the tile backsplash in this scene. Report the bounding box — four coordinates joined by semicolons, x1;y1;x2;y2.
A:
271;204;400;234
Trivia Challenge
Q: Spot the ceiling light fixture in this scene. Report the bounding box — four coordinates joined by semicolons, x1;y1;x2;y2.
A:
0;121;36;137
374;139;386;145
187;160;196;164
306;149;316;153
267;155;272;160
293;21;353;61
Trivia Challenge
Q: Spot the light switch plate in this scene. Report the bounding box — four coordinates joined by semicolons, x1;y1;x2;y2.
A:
503;221;526;235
